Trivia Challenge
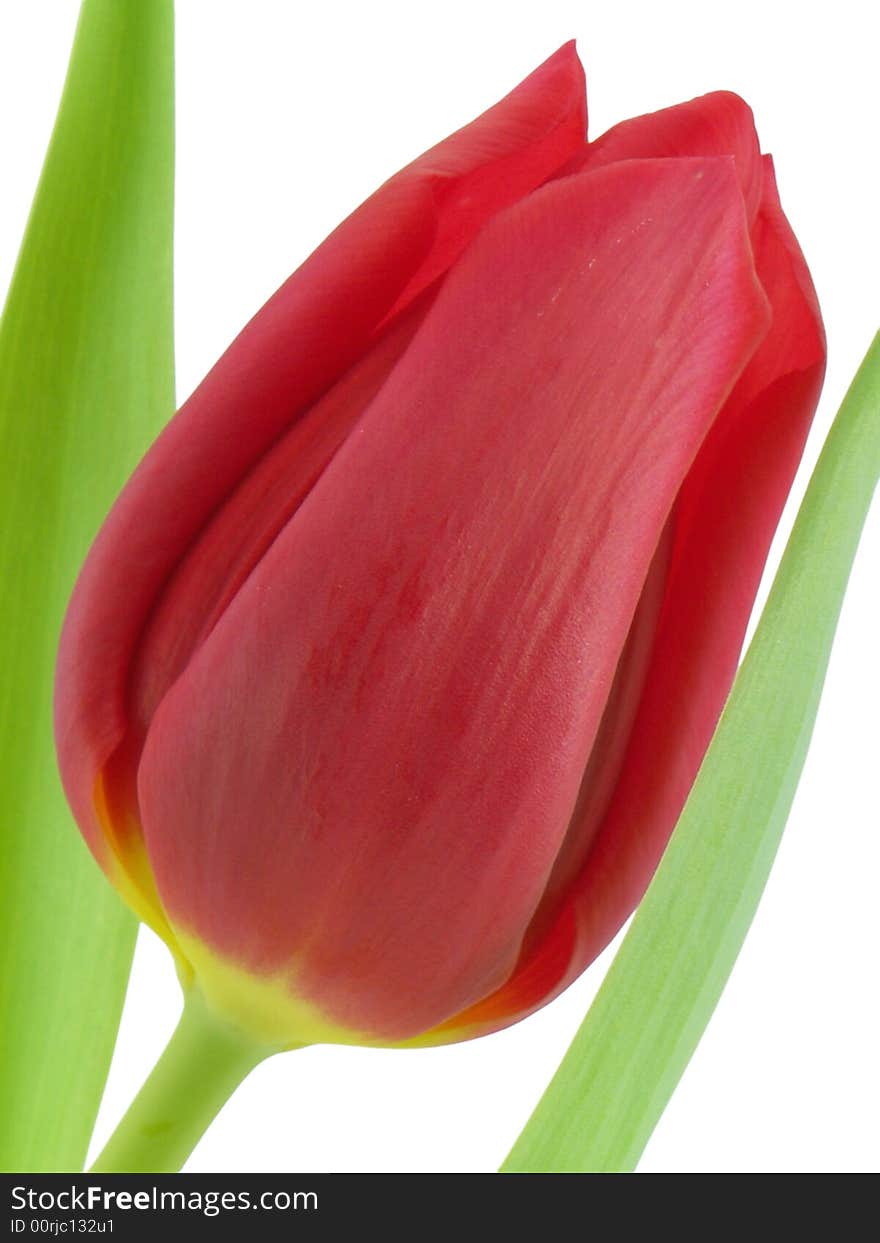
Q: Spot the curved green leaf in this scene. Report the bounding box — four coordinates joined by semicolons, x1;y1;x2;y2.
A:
503;332;880;1173
0;0;175;1172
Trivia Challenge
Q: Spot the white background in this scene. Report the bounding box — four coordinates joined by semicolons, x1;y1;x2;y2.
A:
1;1;877;1174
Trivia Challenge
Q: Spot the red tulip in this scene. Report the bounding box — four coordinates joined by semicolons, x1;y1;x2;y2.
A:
55;43;824;1048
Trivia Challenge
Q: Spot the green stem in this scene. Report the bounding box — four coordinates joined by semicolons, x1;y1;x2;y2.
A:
90;989;276;1173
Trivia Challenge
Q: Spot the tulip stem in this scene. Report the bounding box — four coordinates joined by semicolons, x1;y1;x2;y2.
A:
89;988;276;1173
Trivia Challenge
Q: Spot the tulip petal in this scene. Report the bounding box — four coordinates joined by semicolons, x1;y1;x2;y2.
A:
55;42;587;880
138;156;769;1042
564;89;764;224
452;154;824;1039
126;297;430;746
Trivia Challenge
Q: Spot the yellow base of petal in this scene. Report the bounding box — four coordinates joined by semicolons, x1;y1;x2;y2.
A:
173;931;483;1050
174;931;377;1049
93;781;479;1048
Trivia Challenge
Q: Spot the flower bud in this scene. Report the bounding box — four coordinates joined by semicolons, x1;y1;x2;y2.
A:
55;44;824;1048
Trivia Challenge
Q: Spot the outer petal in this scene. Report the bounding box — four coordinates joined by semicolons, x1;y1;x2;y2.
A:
137;157;769;1044
126;298;430;746
54;43;588;871
446;154;824;1041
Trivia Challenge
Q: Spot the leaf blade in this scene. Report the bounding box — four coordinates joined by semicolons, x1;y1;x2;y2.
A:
0;0;175;1172
502;332;880;1173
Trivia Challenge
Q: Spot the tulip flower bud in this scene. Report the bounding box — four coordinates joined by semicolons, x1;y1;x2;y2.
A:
55;43;824;1050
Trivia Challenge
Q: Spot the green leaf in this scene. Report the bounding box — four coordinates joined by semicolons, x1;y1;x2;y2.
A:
502;332;880;1173
0;0;174;1172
